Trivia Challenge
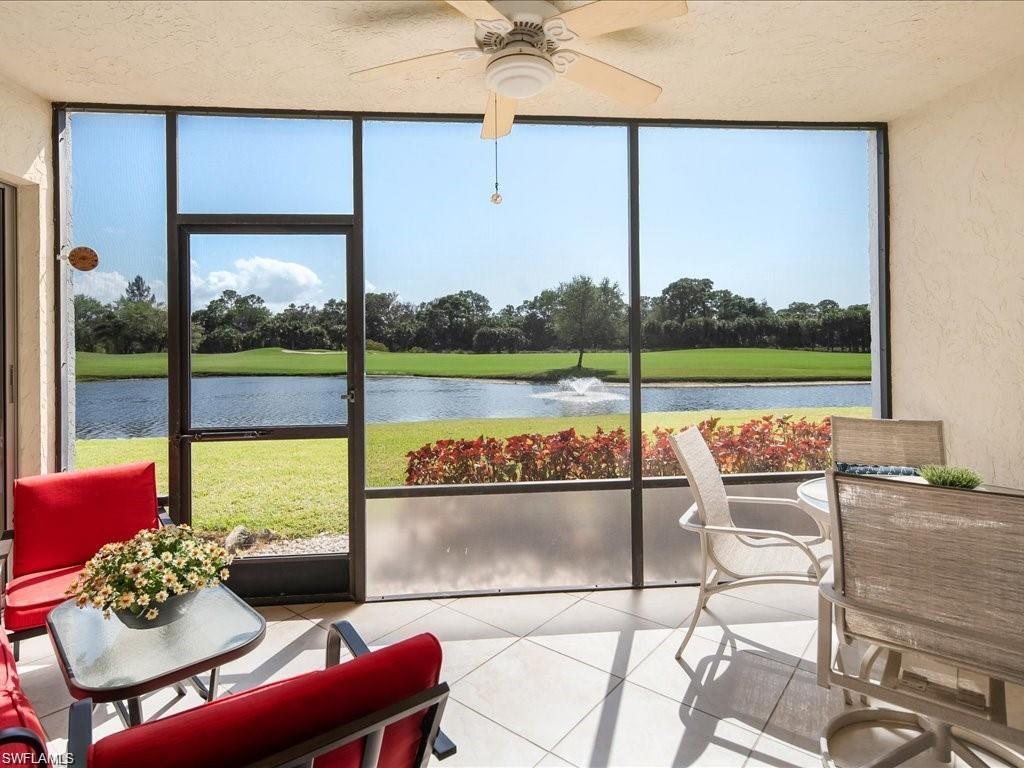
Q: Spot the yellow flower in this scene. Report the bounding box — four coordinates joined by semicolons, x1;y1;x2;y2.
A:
160;551;173;563
155;590;169;603
220;568;230;580
137;593;151;607
145;608;159;620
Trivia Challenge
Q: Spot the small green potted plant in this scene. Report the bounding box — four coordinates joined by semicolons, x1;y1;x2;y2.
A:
919;464;984;490
66;524;232;629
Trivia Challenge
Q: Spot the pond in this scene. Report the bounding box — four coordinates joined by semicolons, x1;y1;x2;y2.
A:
75;375;871;438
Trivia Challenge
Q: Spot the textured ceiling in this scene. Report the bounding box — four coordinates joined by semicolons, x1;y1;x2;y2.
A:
0;1;1022;122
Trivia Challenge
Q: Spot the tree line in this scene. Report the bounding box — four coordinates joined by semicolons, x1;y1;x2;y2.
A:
74;274;871;364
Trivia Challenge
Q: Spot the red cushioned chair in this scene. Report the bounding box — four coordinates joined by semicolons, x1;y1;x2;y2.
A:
67;621;456;768
0;629;47;762
0;462;169;660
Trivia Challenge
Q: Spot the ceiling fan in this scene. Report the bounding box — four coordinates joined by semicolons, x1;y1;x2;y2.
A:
351;0;688;139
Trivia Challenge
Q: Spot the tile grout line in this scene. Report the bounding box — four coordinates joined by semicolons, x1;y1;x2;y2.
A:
443;659;560;757
306;600;448;644
740;653;808;765
724;590;819;621
546;675;629;763
578;590;695;630
448;633;629;756
614;627;800;745
442;591;588;638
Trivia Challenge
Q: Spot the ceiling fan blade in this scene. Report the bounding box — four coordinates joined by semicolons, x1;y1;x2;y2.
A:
351;48;482;82
551;1;687;39
445;0;510;23
558;51;662;107
481;91;517;140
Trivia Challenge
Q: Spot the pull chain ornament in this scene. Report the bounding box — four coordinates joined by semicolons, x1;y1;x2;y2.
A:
490;95;503;204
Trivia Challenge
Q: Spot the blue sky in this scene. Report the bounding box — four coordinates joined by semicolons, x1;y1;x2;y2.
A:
71;113;872;311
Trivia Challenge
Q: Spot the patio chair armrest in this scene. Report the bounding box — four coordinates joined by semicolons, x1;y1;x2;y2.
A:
326;620;457;760
66;698;94;768
819;565;836;593
0;726;47;761
727;494;828;538
727;495;804;508
702;523;825;574
328;620;371;664
0;531;12;610
156;496;172;527
678;503;702;531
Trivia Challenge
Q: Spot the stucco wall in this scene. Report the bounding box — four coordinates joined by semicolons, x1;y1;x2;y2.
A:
889;56;1024;487
0;72;53;477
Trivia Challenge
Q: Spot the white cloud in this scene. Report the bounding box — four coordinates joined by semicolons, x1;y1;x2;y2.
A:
74;269;128;303
73;270;167;304
192;256;323;311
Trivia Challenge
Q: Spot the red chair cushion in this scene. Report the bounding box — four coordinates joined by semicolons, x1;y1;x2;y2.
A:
3;565;83;632
89;633;443;768
0;629;47;761
13;462;159;578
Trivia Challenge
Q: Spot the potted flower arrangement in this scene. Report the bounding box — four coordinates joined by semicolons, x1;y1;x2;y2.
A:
66;524;232;629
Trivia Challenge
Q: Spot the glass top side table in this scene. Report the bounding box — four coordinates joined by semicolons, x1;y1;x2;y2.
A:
47;584;266;726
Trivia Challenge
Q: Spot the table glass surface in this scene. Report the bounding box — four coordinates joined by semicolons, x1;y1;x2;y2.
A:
48;585;264;693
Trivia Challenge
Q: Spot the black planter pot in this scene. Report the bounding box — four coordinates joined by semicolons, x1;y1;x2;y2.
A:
114;590;199;630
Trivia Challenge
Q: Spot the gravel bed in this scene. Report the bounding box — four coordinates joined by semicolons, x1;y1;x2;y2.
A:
241;533;350;557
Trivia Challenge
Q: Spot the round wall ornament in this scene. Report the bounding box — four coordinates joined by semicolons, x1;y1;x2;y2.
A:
67;246;99;271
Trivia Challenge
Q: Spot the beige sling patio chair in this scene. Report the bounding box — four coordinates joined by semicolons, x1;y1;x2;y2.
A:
831;416;946;468
670;427;830;659
818;472;1024;768
829;416;948;691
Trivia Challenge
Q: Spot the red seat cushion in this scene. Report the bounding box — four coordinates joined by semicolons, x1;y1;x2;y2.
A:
90;633;443;768
4;565;82;632
13;462;159;578
0;630;47;761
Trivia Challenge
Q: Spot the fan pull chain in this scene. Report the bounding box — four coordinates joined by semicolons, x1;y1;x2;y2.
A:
490;94;503;205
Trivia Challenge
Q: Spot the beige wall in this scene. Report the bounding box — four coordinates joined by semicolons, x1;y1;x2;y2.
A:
0;72;53;477
889;56;1024;487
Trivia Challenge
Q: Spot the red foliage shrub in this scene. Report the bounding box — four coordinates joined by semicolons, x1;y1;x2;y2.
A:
405;415;833;485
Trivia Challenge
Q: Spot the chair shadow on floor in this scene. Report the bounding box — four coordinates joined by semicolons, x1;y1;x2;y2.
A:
675;621;811;767
580;622;805;767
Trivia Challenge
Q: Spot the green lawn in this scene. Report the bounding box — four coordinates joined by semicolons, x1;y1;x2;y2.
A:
77;347;870;383
75;405;869;539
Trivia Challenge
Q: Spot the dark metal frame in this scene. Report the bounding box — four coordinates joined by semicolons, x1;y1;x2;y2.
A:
52;102;890;601
0;183;15;531
67;620;454;768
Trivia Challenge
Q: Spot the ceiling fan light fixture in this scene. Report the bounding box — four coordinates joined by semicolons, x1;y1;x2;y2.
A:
485;51;554;99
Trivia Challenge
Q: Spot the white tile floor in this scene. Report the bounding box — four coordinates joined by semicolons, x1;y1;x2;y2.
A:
21;585;1020;767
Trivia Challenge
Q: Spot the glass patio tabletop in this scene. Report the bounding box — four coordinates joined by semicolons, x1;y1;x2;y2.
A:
47;584;265;701
799;474;1024;516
